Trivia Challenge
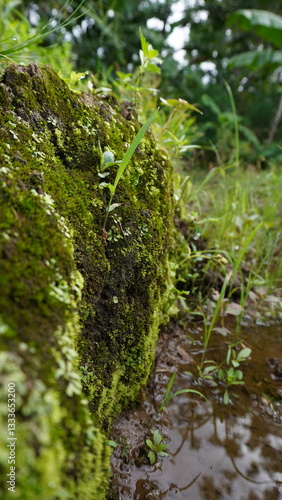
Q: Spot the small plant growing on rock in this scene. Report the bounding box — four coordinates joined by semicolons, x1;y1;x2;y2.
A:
99;109;158;233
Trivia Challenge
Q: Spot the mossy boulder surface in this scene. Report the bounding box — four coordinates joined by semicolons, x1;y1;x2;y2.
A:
0;64;174;499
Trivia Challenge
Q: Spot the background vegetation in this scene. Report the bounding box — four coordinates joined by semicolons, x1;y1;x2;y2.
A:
1;0;281;166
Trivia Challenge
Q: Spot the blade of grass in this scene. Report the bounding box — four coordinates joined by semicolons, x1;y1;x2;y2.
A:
113;109;158;190
157;371;206;413
224;80;239;168
228;221;263;296
158;388;207;413
162;372;176;404
200;272;231;369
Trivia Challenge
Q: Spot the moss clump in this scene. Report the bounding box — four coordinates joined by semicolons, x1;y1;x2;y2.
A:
0;63;174;499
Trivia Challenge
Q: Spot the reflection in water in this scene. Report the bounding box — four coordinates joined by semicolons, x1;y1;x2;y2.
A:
165;397;282;499
109;325;282;499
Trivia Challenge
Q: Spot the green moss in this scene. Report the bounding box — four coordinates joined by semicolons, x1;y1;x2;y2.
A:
0;63;174;498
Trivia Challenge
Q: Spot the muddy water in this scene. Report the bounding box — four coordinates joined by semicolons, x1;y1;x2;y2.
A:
109;323;282;500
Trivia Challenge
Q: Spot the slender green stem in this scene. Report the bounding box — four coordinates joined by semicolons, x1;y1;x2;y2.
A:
102;193;114;232
224;80;239;169
200;273;230;370
228;221;263;297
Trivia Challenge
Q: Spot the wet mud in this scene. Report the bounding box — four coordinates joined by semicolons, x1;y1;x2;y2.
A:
108;322;282;499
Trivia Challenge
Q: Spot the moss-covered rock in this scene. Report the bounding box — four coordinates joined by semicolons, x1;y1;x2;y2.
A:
0;63;174;499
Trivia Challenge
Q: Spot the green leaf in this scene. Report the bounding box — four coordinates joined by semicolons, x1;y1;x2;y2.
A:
213;326;229;336
108;203;121;213
201;94;221;116
161;97;202;114
102;160;121;171
225;302;243;316
153;429;162;446
159;97;171;107
139;49;145;66
239;125;260;147
178;98;202;114
148;451;156;464
203;365;217;375
99;182;115;194
237;348;252;360
228;49;282;71
116;71;132;81
148;48;159;59
69;71;87;86
146;439;153;449
167;98;182;107
102;150;115;165
107;440;119;448
146;62;161;74
157;443;167;452
163;372;176;402
162;388;207;408
228;10;282;48
139;27;149;54
224;389;229;405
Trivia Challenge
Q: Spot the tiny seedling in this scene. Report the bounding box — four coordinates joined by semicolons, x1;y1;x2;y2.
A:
107;439;130;458
139;27;162;77
146;429;168;464
218;345;252;404
107;439;119;449
226;345;252;368
145;373;206;464
99;109;158;233
197;361;218;381
196;341;252;404
115;28;162;103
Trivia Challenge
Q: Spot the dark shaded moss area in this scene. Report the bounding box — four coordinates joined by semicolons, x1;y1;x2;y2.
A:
0;63;174;498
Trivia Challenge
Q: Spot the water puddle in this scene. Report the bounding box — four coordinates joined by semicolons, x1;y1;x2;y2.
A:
108;323;282;499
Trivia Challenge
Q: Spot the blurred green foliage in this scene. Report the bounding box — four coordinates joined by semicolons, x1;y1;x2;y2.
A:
1;0;281;165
